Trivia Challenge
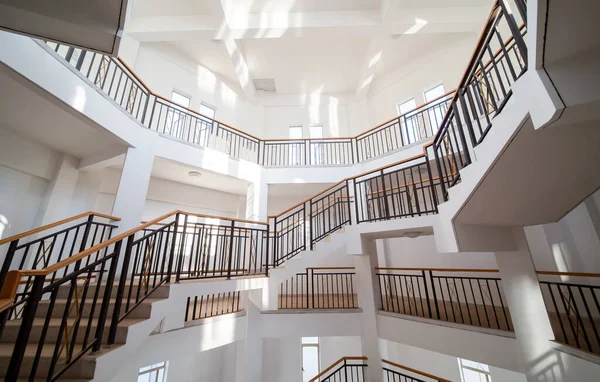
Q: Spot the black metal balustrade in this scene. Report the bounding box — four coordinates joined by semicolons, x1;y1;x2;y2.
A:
41;0;526;180
354;154;442;223
382;359;451;382
185;291;242;321
309;357;368;382
278;267;358;309
537;271;600;355
356;92;454;163
0;212;119;319
377;268;513;331
269;181;351;267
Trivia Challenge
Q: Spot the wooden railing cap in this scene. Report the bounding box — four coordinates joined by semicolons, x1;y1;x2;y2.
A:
382;359;452;382
0;211;120;246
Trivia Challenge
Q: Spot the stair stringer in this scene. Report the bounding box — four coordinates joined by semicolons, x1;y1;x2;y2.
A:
432;70;566;254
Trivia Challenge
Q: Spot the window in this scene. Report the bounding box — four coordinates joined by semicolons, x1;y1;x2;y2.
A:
424;84;446;134
459;359;492;382
289;126;303;165
199;103;215;119
398;98;418;144
166;90;191;138
138;361;168;382
302;337;320;382
197;103;215;146
310;125;323;165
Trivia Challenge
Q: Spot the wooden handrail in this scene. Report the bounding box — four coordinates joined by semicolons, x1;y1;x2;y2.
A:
536;270;600;278
376;267;499;273
0;211;120;246
382;359;452;382
307;267;356;271
308;356;368;382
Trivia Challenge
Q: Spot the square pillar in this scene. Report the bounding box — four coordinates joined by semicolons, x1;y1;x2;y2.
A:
111;145;155;234
246;181;268;222
354;239;383;382
236;289;263;382
35;154;80;226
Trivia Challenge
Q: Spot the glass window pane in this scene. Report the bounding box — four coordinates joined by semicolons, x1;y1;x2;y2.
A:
398;99;418;144
309;125;323;139
461;359;490;372
302;337;319;344
171;91;191;108
289;126;303;139
302;346;319;382
398;99;416;115
138;375;151;382
424;84;445;102
199;103;215;119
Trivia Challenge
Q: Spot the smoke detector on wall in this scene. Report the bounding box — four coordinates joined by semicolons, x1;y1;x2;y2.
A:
188;171;202;178
404;231;422;239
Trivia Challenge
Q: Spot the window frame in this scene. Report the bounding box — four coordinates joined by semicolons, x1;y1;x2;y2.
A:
458;358;492;382
138;361;168;382
301;337;320;382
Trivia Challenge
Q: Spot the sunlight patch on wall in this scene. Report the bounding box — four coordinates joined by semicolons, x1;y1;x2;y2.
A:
71;85;87;113
404;18;428;35
0;214;8;240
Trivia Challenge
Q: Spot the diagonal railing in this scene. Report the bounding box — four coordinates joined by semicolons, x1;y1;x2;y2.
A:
382;359;452;382
537;271;600;355
309;356;368;382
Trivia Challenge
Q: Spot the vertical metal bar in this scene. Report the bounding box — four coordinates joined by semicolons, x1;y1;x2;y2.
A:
226;220;236;279
108;236;134;344
92;243;121;351
0;239;18;287
499;0;528;66
5;275;45;380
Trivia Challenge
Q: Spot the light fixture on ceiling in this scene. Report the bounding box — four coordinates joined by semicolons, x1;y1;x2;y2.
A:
404;231;422;239
188;171;202;178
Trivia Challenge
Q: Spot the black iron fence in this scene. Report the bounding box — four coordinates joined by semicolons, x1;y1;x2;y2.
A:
0;212;119;319
309;357;368;382
382;359;452;382
377;268;513;331
185;291;242;321
278;267;358;309
537;271;600;355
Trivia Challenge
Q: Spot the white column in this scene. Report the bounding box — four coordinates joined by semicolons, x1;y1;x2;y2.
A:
495;227;600;381
354;239;383;382
111;145;155;234
246;181;268;221
236;289;263;382
35;154;80;226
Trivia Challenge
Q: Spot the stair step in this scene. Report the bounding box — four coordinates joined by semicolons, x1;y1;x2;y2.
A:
56;282;170;299
1;317;143;344
35;298;163;319
0;343;96;378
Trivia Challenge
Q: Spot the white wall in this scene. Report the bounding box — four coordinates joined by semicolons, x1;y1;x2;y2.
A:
258;92;366;139
95;168;245;221
262;337;302;382
525;188;600;274
367;34;477;126
377;235;500;269
0;126;59;240
132;43;265;138
319;336;363;369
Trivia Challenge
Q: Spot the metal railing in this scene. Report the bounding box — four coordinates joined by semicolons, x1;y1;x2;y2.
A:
377;268;513;331
308;356;368;382
0;212;119;319
382;359;452;382
185;291;242;321
537;271;600;355
278;267;358;309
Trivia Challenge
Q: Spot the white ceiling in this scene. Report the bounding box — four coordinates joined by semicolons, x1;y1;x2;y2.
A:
127;0;493;95
149;157;250;195
0;62;128;159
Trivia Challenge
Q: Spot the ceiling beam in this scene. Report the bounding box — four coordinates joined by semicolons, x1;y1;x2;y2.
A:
126;6;488;42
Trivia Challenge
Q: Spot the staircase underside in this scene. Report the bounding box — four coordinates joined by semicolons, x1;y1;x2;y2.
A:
455;115;600;227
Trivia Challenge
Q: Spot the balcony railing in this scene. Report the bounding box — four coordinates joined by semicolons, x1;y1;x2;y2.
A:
278;267;358;310
377;268;513;332
309;356;368;382
537;271;600;355
185;291;242;322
